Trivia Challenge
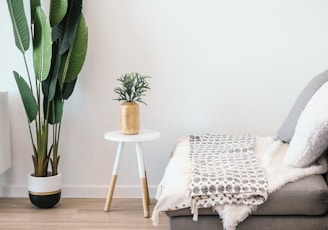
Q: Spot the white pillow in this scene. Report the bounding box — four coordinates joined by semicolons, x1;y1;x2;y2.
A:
284;81;328;167
277;69;328;143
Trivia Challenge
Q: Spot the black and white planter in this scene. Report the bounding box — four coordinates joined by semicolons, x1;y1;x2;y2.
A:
27;172;61;208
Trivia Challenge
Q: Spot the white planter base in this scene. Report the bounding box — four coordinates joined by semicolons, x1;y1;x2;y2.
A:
27;173;61;208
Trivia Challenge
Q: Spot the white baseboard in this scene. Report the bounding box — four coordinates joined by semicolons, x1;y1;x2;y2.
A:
0;185;27;198
0;185;158;198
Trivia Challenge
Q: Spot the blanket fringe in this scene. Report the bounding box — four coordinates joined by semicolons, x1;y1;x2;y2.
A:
191;199;199;221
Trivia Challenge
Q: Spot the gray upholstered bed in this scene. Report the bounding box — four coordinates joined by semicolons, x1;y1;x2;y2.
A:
164;174;328;230
152;70;328;230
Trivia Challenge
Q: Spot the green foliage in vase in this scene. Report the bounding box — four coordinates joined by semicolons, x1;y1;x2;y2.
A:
114;72;151;105
6;0;88;177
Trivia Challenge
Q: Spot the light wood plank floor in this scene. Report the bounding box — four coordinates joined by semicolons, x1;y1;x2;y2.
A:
0;198;169;230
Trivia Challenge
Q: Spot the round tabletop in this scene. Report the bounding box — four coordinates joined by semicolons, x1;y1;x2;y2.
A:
104;130;160;142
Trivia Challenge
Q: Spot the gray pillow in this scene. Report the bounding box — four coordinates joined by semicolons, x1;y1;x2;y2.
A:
284;81;328;167
277;69;328;143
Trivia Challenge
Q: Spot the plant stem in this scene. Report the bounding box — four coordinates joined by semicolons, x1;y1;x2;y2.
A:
22;53;38;162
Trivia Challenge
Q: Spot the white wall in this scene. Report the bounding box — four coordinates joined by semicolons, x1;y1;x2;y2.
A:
1;0;328;198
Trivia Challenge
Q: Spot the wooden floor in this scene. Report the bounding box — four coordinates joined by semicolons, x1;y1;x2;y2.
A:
0;198;169;230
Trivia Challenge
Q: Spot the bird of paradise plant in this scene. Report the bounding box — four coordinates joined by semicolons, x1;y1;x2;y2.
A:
6;0;88;177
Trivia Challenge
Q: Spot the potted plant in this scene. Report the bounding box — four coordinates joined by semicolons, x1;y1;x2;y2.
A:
114;72;151;134
6;0;88;208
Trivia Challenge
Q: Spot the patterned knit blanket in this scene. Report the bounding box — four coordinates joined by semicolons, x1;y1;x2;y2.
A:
189;134;268;218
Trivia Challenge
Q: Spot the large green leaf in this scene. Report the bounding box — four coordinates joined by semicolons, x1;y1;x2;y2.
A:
60;0;82;54
30;0;40;24
33;6;52;81
42;41;61;101
44;97;64;124
60;14;88;83
52;0;81;51
52;17;65;42
13;71;38;123
50;0;68;27
62;79;77;99
6;0;30;53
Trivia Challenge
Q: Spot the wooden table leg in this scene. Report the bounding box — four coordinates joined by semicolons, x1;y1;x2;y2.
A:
140;177;149;217
104;142;124;212
144;171;150;206
104;175;117;212
135;142;150;218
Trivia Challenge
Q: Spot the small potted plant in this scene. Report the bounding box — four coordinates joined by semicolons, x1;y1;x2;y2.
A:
114;72;151;134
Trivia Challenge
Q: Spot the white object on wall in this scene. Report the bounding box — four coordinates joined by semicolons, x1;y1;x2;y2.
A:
0;92;11;175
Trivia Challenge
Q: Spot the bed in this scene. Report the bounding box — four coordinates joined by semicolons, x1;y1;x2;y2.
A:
151;70;328;230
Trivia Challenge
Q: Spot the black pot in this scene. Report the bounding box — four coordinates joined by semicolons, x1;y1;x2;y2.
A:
27;173;62;208
29;191;61;208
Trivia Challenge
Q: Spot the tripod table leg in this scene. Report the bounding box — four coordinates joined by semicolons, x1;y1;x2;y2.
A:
136;142;150;218
104;142;124;212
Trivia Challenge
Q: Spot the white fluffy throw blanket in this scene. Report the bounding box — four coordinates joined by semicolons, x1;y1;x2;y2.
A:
151;136;327;230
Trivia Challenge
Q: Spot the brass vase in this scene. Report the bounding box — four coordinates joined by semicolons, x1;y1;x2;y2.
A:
120;102;140;134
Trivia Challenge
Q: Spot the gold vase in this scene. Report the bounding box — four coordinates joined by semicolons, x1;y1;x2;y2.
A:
120;102;140;134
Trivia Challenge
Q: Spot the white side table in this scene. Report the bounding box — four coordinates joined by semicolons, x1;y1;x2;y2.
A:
103;130;160;218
